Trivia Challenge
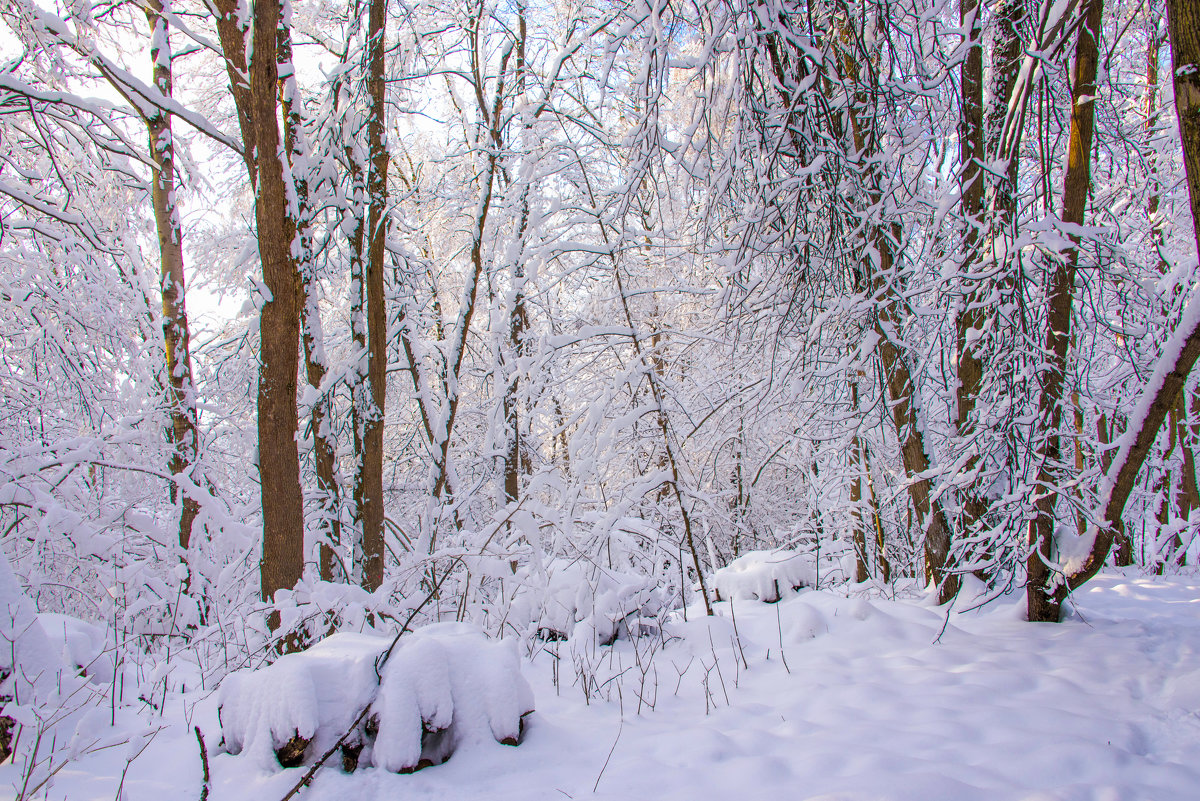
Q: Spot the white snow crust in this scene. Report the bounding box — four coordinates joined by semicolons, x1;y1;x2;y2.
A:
10;572;1200;801
0;551;75;709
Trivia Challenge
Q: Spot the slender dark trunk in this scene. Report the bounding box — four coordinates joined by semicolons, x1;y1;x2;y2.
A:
1027;0;1105;622
988;0;1027;224
851;377;869;583
955;0;988;532
358;0;388;592
145;0;200;561
1026;0;1200;617
209;0;257;186
278;25;343;583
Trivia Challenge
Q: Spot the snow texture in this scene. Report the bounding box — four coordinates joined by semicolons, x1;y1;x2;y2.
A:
375;623;534;772
38;613;114;685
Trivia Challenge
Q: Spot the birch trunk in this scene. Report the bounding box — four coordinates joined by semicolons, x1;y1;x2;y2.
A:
144;0;201;560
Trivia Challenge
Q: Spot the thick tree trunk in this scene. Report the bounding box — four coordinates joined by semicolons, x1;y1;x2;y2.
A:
250;0;305;606
144;0;200;558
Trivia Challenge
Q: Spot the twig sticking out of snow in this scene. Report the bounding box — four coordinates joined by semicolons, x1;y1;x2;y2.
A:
592;719;623;793
195;726;210;801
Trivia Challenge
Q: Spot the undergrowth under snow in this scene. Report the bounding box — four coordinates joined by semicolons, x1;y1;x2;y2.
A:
6;570;1200;800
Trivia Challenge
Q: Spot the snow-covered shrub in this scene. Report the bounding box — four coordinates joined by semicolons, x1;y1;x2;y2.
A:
39;613;114;686
509;558;665;645
0;551;105;789
710;549;817;603
217;623;533;774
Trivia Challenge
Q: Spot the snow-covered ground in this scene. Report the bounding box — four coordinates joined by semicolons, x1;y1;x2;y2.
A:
12;570;1200;801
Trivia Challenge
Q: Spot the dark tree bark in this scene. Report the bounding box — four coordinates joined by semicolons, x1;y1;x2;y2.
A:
249;0;305;606
1027;0;1105;623
1025;0;1200;618
955;0;988;536
208;0;257;186
987;0;1027;223
503;8;532;508
850;375;869;583
278;25;343;583
357;0;388;592
829;18;957;602
1096;413;1133;565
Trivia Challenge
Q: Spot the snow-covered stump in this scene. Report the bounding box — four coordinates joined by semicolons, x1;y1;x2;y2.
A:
217;623;533;774
710;550;817;604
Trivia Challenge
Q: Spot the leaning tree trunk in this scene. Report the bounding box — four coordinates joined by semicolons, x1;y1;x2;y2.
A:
1027;0;1200;618
873;232;959;604
834;21;958;603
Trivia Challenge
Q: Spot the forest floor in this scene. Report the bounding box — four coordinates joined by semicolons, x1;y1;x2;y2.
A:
16;569;1200;801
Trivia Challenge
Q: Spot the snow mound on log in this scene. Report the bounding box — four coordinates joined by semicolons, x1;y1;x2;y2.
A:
710;550;816;603
217;624;533;773
375;623;534;771
511;559;664;645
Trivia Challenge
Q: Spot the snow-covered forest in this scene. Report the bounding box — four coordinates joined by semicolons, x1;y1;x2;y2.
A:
2;0;1200;796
